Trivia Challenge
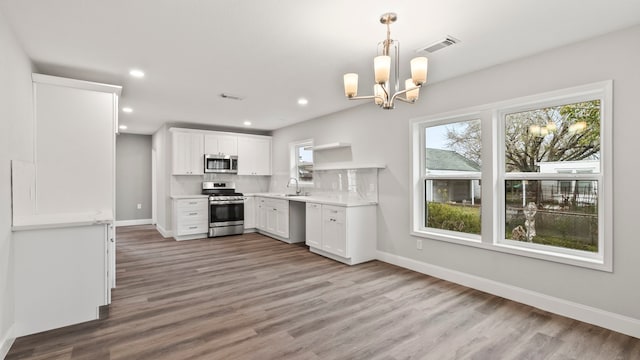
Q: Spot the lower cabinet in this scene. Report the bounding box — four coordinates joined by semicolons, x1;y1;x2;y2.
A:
256;197;289;240
172;198;208;240
305;203;377;265
13;224;110;336
243;196;256;231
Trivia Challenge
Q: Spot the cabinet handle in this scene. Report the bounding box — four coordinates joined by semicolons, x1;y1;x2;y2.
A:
189;202;197;205
189;212;198;215
189;226;198;229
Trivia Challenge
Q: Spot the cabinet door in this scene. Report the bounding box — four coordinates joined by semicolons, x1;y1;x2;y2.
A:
256;198;268;231
252;138;272;175
172;132;192;175
266;208;278;235
305;203;322;248
237;136;271;175
189;133;204;175
172;132;204;175
322;206;347;257
237;137;255;175
204;134;220;155
244;196;256;229
218;135;238;156
274;199;289;238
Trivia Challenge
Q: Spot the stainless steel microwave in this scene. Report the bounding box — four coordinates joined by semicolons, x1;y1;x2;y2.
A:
204;154;238;173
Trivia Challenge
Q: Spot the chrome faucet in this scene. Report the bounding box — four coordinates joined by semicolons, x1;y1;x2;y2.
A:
286;177;301;195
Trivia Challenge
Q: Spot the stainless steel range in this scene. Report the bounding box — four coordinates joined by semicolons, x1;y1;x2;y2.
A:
202;181;245;237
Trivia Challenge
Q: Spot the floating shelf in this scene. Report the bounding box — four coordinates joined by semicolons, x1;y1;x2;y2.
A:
314;162;386;171
312;142;351;151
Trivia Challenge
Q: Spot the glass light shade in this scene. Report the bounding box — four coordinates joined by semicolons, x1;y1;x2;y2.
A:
374;56;391;84
405;79;419;101
410;57;428;85
374;84;385;105
343;73;359;97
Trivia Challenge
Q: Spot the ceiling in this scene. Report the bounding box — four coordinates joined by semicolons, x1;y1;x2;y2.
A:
2;1;640;134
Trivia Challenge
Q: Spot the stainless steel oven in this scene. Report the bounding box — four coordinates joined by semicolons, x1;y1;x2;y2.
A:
202;181;245;237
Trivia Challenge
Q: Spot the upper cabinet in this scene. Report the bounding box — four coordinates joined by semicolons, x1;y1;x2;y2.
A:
237;136;272;176
169;128;271;176
204;134;238;156
171;130;204;175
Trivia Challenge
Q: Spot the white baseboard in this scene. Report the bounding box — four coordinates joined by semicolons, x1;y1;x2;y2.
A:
0;324;15;360
156;224;173;238
115;219;152;227
377;250;640;339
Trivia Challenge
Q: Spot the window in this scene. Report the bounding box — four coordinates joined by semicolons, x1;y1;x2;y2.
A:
411;81;612;271
423;119;482;238
290;139;313;183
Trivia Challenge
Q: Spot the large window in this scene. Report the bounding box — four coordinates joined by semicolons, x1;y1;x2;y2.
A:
411;81;612;271
290;139;313;184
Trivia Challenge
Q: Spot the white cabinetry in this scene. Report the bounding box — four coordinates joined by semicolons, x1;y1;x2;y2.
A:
12;74;121;336
172;198;208;240
305;203;322;248
204;133;238;156
305;203;377;265
171;130;204;175
322;205;347;257
256;197;289;240
237;136;272;175
243;196;256;231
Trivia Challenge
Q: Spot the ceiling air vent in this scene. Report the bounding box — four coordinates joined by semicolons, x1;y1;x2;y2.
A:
219;93;244;101
418;36;460;53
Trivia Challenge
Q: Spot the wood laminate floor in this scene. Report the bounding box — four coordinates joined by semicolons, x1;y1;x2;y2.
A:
6;225;640;360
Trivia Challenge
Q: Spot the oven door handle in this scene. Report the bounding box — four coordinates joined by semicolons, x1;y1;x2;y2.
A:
210;200;245;205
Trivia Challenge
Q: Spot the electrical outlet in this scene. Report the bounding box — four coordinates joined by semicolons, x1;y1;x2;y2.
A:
137;203;142;209
416;239;423;250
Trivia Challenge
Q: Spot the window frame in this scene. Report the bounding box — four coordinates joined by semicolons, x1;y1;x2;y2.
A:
410;80;613;271
416;114;484;244
289;139;314;185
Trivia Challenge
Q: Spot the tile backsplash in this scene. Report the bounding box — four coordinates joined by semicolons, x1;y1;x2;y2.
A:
171;168;379;202
171;174;270;195
269;168;379;202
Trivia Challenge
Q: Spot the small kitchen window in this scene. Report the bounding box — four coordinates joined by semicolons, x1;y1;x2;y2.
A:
290;139;314;184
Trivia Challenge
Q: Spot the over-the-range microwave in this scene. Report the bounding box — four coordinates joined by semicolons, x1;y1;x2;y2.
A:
204;154;238;173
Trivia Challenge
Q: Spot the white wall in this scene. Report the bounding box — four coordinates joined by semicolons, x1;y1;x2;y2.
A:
116;134;152;221
0;9;34;355
272;26;640;321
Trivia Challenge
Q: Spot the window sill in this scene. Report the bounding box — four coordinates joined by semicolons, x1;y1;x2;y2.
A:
411;229;611;272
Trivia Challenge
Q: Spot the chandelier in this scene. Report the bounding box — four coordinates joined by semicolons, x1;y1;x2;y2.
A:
343;12;428;110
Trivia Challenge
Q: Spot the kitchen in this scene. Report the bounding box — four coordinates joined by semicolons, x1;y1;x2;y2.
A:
160;126;379;265
2;1;640;358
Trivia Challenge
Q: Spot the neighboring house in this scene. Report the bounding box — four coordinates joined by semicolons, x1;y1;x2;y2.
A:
538;160;599;206
425;148;481;204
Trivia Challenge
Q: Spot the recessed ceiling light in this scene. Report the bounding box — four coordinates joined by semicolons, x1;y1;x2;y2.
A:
243;121;252;126
122;107;133;113
119;125;128;130
297;98;309;106
129;69;145;78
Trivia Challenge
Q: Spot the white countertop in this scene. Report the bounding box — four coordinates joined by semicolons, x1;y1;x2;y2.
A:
12;210;114;231
170;195;209;199
245;193;377;207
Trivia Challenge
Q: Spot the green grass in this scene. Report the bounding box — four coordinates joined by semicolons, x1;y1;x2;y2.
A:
427;202;597;252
